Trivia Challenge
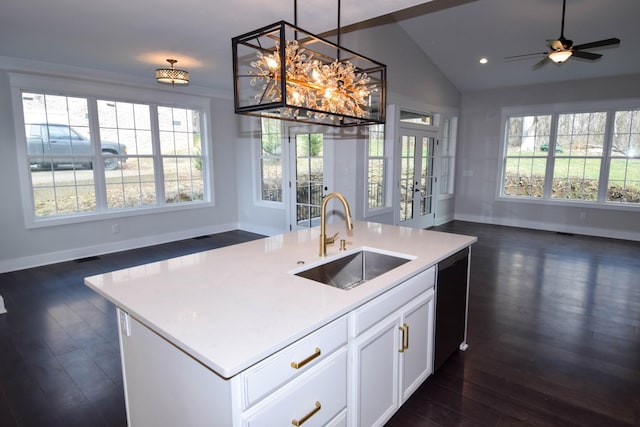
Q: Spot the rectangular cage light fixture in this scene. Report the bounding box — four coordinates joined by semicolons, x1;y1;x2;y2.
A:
232;21;386;127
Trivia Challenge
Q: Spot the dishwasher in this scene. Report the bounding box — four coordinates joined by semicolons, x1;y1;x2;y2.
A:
434;247;470;371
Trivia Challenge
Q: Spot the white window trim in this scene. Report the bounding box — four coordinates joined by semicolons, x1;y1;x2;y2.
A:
9;72;214;228
497;99;640;212
364;124;394;218
254;117;286;209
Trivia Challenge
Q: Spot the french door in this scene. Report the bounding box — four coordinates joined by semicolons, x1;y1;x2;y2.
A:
288;129;331;230
397;129;436;228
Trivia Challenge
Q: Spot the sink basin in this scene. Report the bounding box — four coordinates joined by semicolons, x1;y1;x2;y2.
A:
294;249;412;290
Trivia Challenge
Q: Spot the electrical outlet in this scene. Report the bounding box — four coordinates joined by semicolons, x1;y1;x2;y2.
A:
118;309;131;336
112;224;120;234
579;211;587;220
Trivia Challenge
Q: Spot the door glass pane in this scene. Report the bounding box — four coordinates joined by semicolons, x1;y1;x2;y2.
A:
419;137;435;216
400;136;416;222
295;133;323;227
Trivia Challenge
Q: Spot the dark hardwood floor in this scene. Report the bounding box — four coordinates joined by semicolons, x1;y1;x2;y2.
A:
1;222;638;426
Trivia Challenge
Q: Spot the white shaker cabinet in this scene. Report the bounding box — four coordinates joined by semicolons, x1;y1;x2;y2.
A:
349;267;435;427
118;312;348;427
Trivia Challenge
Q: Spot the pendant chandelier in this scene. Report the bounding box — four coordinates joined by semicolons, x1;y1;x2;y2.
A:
232;1;386;127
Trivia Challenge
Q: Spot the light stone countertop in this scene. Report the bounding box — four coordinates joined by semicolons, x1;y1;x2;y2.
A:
84;221;477;378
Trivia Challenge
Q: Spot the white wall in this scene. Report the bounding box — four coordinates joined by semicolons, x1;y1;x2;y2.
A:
0;62;241;272
0;20;463;272
455;73;640;241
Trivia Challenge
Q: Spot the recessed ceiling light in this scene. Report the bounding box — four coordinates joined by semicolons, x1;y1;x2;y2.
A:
479;57;488;64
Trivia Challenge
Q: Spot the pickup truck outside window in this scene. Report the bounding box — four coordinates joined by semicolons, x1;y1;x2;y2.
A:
27;123;127;171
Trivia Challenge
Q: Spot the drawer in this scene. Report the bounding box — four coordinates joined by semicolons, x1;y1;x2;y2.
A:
240;315;348;409
351;266;435;337
241;349;347;427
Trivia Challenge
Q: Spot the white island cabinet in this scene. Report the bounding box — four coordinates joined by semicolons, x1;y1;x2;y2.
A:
85;221;476;426
350;267;435;427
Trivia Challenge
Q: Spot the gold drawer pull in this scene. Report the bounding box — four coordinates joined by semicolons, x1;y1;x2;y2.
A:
291;401;321;426
290;347;321;369
399;325;406;353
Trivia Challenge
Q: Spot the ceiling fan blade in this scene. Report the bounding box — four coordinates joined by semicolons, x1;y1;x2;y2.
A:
573;38;621;50
532;56;549;70
572;50;603;61
504;52;547;60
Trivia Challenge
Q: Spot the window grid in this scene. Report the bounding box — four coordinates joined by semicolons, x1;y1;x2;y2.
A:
21;91;207;220
367;124;386;209
609;110;640;203
158;107;204;204
503;115;551;198
552;112;606;201
439;119;453;196
502;109;640;205
259;118;283;203
98;100;156;209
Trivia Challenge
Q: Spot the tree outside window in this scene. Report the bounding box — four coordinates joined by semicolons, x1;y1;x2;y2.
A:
259;118;283;203
502;108;640;205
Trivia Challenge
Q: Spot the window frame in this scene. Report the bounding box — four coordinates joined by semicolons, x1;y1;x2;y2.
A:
364;123;394;217
256;117;284;207
10;72;214;228
365;123;387;211
498;100;640;211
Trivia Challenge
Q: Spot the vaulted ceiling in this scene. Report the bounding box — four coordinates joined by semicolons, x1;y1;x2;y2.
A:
1;0;639;95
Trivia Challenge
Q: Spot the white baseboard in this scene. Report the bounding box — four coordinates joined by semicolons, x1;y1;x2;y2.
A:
454;214;640;242
0;222;240;274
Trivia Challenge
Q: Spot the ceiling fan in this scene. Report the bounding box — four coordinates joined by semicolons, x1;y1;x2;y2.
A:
505;0;621;69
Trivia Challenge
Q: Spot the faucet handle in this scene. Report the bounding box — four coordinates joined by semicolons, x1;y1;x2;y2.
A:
325;232;340;245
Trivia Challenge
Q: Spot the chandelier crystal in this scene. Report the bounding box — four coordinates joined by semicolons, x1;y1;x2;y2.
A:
232;21;386;127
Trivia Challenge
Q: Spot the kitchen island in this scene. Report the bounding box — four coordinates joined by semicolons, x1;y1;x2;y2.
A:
85;221;476;426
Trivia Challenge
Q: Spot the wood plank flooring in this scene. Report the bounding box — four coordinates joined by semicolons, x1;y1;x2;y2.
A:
388;222;640;427
1;223;638;426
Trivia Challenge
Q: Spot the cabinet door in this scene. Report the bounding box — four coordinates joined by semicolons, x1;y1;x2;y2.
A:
351;313;401;427
399;290;435;402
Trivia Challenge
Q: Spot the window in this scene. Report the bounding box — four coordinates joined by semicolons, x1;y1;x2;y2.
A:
439;118;457;196
367;124;386;209
400;111;434;126
553;112;606;201
503;114;551;198
19;90;208;222
259;118;283;203
610;110;640;203
501;106;640;206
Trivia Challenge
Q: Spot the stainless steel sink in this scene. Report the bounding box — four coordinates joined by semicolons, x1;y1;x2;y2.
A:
294;249;412;290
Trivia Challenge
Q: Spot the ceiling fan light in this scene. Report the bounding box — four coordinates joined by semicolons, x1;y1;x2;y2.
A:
549;50;573;63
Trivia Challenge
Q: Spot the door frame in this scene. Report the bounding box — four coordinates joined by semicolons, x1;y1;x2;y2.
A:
393;124;438;228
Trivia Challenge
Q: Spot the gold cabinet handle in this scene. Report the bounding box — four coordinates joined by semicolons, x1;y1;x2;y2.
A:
403;322;410;350
291;401;321;426
290;347;321;369
398;325;406;353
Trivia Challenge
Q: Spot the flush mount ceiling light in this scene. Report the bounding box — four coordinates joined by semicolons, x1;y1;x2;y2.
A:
156;59;190;85
232;0;386;127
